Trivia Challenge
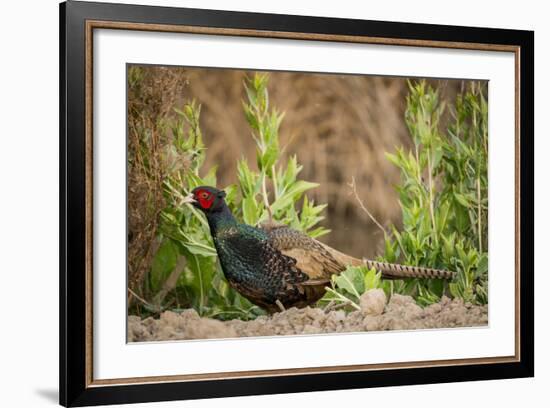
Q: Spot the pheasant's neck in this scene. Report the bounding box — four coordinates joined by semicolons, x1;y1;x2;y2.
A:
205;204;238;236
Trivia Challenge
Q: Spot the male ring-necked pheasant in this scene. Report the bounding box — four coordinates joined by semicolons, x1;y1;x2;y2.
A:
187;186;454;313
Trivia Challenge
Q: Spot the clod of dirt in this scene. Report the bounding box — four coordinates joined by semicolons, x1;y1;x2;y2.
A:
360;289;386;316
128;295;488;342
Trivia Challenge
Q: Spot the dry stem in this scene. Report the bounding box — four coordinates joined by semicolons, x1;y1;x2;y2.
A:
348;176;387;237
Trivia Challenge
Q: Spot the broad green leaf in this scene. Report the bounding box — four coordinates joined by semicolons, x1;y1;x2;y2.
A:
476;253;488;278
333;266;364;299
180;247;217;310
150;239;179;292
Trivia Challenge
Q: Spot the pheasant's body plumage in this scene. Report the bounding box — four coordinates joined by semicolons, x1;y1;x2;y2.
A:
190;186;455;313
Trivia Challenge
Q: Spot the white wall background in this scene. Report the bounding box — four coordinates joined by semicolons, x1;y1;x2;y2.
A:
0;0;545;407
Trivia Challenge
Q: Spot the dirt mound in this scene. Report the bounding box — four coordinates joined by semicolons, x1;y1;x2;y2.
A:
128;291;488;342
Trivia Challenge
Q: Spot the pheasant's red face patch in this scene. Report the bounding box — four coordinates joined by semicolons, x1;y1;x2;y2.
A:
194;189;214;209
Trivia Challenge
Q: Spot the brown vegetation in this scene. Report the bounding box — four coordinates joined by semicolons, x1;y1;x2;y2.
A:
127;66;189;301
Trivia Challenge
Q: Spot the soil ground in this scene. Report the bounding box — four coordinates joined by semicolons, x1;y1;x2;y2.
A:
128;290;488;342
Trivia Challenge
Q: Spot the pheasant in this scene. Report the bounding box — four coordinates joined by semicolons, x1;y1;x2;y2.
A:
186;186;454;313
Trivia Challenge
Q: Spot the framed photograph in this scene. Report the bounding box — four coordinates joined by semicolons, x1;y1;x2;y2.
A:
60;1;534;406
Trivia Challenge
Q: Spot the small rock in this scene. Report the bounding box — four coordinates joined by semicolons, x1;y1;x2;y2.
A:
360;289;387;316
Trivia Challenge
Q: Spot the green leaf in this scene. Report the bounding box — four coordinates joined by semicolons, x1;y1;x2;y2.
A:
271;180;319;213
363;268;382;291
242;103;259;130
260;141;279;171
242;195;259;225
384;238;397;262
150;239;179;291
282;155;302;188
385;152;401;168
224;184;238;208
202;166;217;187
475;253;488;279
180;248;217;313
211;268;232;300
307;226;330;239
180;233;217;257
333;266;364;299
237;159;258;196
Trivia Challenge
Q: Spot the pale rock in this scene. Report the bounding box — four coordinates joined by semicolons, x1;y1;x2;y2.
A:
360;289;387;316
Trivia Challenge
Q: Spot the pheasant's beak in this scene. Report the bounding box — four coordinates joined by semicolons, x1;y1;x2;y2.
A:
181;193;197;205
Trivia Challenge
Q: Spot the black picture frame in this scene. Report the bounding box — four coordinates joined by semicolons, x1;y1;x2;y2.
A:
60;1;534;406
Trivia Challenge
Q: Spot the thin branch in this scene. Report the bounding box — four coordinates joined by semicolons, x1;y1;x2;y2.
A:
322;300;336;311
426;149;439;245
324;300;354;313
348;177;387;237
330;301;355;312
128;288;158;311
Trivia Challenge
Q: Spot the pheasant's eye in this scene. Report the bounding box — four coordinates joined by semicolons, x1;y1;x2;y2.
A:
199;192;209;199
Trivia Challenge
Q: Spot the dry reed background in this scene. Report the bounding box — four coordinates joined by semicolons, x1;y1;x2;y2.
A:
129;65;470;267
178;67;468;258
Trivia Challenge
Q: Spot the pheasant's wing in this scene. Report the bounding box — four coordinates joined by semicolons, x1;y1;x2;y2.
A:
221;224;311;304
260;222;361;282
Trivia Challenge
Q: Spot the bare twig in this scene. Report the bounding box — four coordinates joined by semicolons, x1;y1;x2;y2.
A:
128;288;158;312
322;300;336;311
348;177;387;237
324;300;354;313
275;299;286;313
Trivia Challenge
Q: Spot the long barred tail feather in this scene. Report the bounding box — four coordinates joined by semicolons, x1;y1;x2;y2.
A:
362;259;455;280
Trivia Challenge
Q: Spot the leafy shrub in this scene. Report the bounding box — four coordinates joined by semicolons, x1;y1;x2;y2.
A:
381;81;488;305
316;81;488;308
